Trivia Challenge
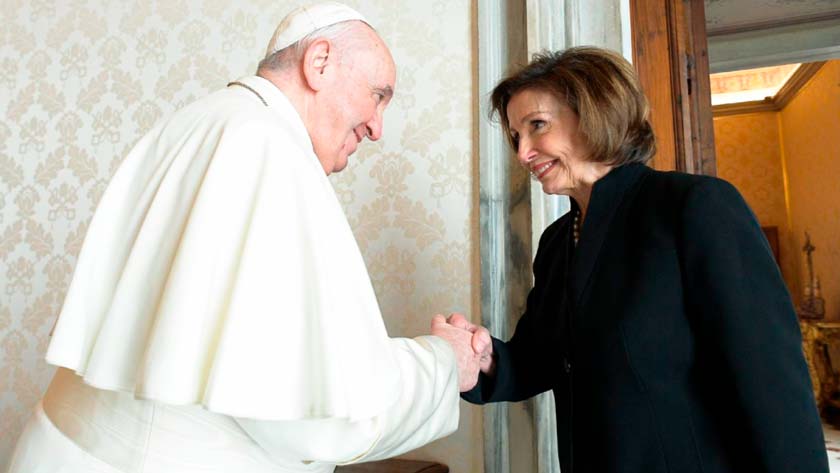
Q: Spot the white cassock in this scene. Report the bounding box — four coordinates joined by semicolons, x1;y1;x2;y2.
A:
7;75;459;473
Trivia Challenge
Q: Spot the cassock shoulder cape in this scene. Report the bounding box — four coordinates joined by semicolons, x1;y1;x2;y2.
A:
46;76;402;422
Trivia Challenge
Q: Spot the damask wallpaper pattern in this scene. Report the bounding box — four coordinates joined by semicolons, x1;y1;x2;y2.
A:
713;112;796;296
713;60;840;321
0;1;480;470
780;60;840;321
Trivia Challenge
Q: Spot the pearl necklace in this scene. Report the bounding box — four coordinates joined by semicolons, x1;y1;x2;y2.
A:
573;209;581;247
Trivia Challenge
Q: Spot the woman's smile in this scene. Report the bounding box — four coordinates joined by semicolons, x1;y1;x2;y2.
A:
531;160;557;180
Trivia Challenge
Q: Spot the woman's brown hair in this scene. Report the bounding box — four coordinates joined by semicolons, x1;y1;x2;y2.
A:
491;46;656;166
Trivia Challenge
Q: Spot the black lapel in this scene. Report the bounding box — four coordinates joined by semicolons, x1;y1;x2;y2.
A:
570;163;649;307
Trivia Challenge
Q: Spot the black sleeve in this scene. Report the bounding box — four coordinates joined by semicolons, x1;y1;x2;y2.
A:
462;223;563;404
680;178;828;472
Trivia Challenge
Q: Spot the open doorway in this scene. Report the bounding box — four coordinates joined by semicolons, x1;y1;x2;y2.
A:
705;0;840;466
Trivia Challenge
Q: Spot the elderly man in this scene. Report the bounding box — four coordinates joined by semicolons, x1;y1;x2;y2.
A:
6;3;483;472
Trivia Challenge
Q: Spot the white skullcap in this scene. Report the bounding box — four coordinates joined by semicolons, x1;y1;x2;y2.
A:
265;1;369;58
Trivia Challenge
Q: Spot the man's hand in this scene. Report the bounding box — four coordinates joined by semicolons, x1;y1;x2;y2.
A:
445;313;494;375
431;315;482;391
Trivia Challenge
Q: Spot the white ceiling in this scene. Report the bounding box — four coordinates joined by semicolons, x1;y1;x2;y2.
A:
704;0;840;72
705;0;840;35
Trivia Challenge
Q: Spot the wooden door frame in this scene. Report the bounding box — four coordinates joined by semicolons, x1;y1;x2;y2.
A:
630;0;717;175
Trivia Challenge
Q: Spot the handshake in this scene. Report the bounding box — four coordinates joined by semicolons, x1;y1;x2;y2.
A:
430;313;494;392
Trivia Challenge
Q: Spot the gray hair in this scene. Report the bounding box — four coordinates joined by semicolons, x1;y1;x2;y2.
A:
257;20;364;73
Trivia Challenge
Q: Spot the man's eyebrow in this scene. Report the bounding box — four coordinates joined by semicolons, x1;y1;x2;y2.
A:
374;85;394;98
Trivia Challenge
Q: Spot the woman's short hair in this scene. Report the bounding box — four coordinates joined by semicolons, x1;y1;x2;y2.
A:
491;46;656;166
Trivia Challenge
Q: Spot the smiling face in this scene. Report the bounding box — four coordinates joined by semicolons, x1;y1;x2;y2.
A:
310;28;395;175
506;88;593;196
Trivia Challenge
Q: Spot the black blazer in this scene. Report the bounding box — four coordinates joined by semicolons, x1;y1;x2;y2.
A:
464;163;827;473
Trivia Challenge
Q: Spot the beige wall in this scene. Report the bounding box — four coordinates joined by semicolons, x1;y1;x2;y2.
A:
0;1;481;470
780;60;840;321
713;112;796;297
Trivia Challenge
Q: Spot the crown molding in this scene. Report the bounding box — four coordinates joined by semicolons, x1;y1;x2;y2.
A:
774;61;826;108
712;99;777;117
707;11;840;37
712;61;826;117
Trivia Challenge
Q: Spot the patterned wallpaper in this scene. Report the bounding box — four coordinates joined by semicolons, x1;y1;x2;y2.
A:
713;112;797;298
0;1;481;470
780;60;840;321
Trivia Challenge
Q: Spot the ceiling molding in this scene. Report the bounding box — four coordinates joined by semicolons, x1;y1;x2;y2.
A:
774;61;826;108
707;10;840;37
712;99;777;117
712;61;826;117
709;44;840;74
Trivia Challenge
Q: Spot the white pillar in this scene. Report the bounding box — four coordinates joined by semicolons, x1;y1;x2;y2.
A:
523;2;629;472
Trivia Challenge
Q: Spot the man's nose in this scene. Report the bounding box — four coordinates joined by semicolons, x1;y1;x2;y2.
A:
365;110;384;141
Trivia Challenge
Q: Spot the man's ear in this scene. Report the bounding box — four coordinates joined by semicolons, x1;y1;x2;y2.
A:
301;38;334;92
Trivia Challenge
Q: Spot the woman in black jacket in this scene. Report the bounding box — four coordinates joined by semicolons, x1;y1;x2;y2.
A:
460;46;827;473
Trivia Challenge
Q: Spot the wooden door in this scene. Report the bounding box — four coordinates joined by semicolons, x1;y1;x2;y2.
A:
630;0;717;175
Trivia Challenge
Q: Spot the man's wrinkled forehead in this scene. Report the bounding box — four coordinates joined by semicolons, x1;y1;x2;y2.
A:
352;31;397;93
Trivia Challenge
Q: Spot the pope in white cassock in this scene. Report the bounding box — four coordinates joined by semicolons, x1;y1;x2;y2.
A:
6;2;484;472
